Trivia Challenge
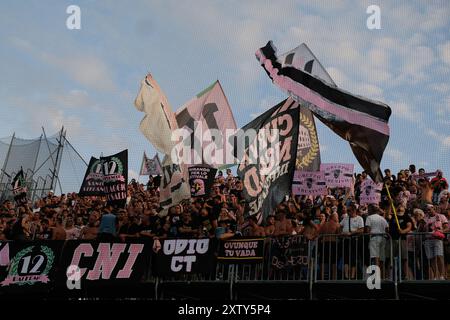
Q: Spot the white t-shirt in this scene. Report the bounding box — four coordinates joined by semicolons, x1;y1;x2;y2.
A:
340;216;364;233
365;214;388;234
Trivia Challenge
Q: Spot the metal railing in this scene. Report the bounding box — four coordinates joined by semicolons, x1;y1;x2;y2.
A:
314;233;395;282
398;232;449;282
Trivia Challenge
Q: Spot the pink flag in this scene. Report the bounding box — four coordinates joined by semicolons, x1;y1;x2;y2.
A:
292;171;327;196
175;81;237;167
320;163;354;188
359;179;383;205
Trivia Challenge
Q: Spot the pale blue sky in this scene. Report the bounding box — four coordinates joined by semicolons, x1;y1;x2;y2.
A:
0;0;449;187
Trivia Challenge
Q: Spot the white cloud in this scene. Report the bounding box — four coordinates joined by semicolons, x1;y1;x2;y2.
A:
10;36;116;91
49;90;91;109
401;45;435;82
56;56;116;92
391;101;422;122
429;83;450;94
353;84;384;101
443;136;450;148
426;129;450;149
385;148;404;163
439;41;450;66
326;67;349;87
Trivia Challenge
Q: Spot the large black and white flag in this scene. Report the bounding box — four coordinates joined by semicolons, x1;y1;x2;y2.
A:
236;98;300;222
278;43;332;172
101;150;128;208
256;41;392;182
79;157;104;196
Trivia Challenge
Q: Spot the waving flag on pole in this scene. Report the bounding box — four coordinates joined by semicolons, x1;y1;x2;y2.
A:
256;41;391;183
11;168;28;206
134;74;190;210
175;80;237;167
279;44;327;172
236;98;300;222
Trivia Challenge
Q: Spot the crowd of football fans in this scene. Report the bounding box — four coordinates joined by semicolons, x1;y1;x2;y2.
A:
0;165;449;280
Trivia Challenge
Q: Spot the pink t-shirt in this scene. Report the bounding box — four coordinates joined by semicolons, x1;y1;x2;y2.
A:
425;214;448;231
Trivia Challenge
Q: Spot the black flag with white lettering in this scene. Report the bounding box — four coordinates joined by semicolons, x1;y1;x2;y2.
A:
235;98;300;222
79;157;104;196
11;169;28;206
188;165;217;197
101;150;128;208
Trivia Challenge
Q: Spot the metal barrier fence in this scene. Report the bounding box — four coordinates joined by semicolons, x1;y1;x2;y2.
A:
230;235;311;282
1;233;448;299
314;233;394;282
398;232;450;282
154;232;450;299
154;233;450;285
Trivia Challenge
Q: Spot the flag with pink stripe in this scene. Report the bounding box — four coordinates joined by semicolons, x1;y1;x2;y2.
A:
256;41;392;183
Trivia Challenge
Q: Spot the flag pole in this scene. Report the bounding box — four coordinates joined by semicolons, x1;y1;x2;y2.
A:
385;183;401;231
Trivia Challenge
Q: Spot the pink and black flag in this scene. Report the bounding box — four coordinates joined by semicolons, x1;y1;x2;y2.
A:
256;41;391;183
292;171;327;196
175;80;237;167
359;179;383;205
320;163;354;188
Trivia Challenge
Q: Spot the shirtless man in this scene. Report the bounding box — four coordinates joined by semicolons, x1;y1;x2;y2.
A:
318;212;341;280
265;215;276;236
80;213;99;240
52;217;66;240
274;210;293;236
248;215;265;237
418;178;433;205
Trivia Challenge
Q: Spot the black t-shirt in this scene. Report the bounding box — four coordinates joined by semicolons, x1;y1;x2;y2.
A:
11;218;26;240
40;229;53;240
197;215;212;234
176;220;198;238
139;223;153;235
128;223;140;235
389;214;412;240
211;203;222;220
119;223;140;235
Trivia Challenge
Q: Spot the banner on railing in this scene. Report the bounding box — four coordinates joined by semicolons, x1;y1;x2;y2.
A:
217;238;265;264
0;241;64;293
270;236;309;271
58;240;152;286
151;239;215;275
